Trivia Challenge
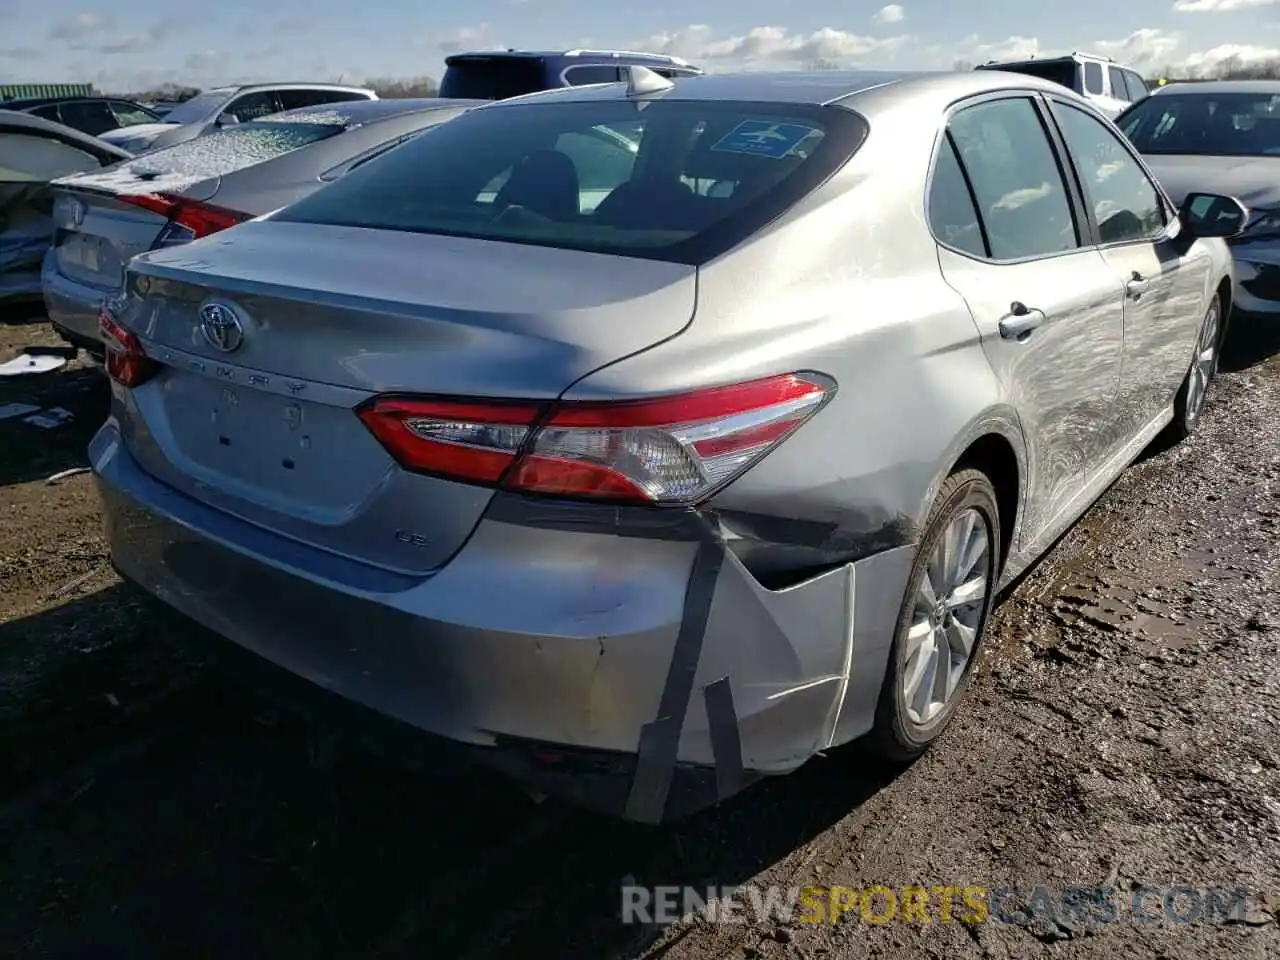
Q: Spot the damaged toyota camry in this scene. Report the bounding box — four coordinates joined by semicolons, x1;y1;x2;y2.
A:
91;68;1244;822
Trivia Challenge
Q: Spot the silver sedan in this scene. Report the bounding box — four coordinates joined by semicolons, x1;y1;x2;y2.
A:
91;68;1243;821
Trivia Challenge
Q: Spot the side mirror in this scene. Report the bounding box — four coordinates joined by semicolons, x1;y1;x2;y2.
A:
215;112;240;128
1179;192;1248;239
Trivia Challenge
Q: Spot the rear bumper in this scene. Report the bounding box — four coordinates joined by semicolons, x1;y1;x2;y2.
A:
92;419;913;822
41;249;109;347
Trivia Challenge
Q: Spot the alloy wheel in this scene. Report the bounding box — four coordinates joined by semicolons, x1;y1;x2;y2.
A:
902;507;991;725
1186;302;1220;423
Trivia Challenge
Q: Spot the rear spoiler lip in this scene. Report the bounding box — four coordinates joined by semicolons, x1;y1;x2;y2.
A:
50;175;221;205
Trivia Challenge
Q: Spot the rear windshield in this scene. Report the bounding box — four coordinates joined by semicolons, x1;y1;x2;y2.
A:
439;58;547;99
273;99;867;265
984;61;1077;91
160;89;236;125
1118;91;1280;156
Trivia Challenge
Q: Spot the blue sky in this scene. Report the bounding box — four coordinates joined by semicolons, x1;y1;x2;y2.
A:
1;0;1278;92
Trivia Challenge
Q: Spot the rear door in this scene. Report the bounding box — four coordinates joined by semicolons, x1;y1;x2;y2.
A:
929;93;1125;549
1046;96;1211;433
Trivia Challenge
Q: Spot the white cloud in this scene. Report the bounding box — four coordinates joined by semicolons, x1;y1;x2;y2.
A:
437;23;502;54
48;12;113;41
873;5;906;24
634;24;910;65
1174;0;1280;11
1095;28;1182;67
184;50;228;73
1178;42;1280;72
951;34;1041;67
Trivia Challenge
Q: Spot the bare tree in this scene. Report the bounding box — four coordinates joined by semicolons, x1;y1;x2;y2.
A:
364;76;439;98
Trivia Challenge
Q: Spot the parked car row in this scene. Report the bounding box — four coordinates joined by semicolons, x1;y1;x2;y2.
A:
3;58;1272;821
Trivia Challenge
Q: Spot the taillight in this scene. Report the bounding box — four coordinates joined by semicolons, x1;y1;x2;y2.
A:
99;307;158;387
120;193;249;241
357;373;834;505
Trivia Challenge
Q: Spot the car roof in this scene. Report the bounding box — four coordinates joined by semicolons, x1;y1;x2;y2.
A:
228;82;377;95
0;108;132;158
1151;79;1280;96
979;52;1113;68
260;97;483;126
445;48;693;66
488;68;1090;109
1;94;145;110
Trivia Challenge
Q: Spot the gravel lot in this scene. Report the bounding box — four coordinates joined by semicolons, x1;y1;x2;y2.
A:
1;309;1277;959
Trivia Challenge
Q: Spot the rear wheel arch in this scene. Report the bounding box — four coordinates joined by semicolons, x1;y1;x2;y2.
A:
921;420;1024;577
952;434;1020;575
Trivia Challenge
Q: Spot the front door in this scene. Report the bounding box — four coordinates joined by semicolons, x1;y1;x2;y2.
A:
1047;97;1213;436
929;94;1125;549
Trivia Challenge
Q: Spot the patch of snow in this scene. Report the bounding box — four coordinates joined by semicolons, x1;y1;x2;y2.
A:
260;109;349;126
52;124;338;196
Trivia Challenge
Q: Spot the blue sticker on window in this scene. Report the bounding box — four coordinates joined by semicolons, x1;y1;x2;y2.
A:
710;120;819;159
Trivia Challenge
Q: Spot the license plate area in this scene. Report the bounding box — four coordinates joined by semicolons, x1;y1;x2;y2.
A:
159;374;385;512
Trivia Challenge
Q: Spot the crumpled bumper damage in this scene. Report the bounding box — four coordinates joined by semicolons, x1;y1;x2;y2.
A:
92;419;914;822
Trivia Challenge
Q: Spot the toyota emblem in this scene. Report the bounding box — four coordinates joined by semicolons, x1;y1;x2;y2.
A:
199;302;244;353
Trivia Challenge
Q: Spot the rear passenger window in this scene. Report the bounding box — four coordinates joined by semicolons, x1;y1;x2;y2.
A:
226;91;280;122
1084;62;1104;95
1108;67;1128;101
928;134;986;258
565;66;622;86
1124;71;1149;101
57;100;117;136
0;133;100;180
947;98;1079;260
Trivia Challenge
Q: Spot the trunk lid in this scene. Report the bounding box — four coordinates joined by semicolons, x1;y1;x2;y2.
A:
52;158;222;292
117;220;697;572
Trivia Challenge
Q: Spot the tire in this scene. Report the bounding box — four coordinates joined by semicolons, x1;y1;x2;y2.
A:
870;468;1002;762
1163;293;1222;445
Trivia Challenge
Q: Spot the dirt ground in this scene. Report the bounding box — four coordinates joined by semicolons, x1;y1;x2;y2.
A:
1;308;1278;959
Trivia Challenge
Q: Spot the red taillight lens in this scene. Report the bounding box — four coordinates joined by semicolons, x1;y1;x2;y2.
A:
120;193;249;240
99;308;158;387
356;373;834;505
357;398;543;484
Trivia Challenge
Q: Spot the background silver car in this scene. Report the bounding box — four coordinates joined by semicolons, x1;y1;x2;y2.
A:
91;68;1242;822
1118;80;1280;316
97;82;378;154
43;97;479;354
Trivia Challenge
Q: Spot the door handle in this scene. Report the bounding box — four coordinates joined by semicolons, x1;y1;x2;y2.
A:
998;302;1047;340
1126;271;1150;298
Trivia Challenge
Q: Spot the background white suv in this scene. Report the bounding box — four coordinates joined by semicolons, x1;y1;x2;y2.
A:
976;53;1150;118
